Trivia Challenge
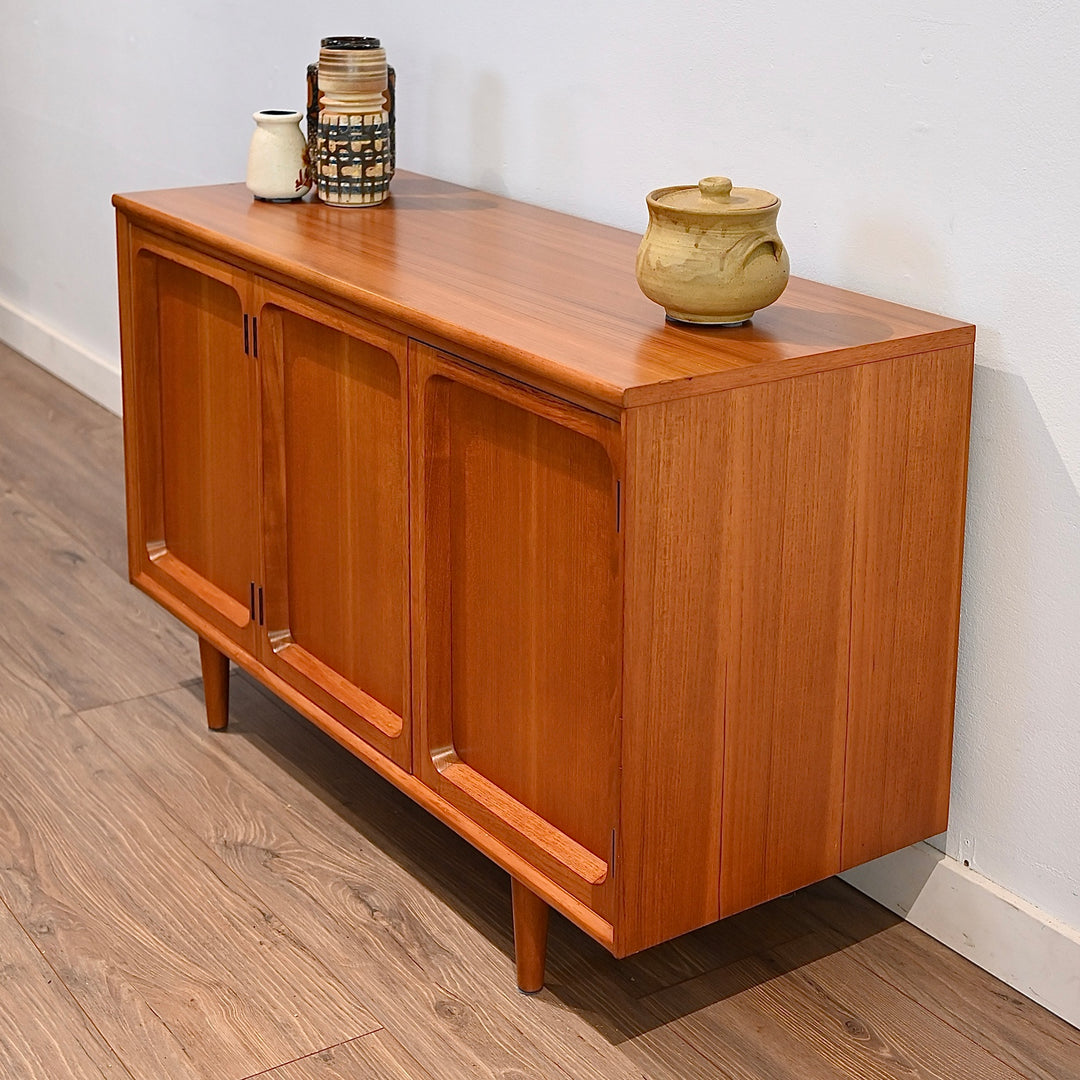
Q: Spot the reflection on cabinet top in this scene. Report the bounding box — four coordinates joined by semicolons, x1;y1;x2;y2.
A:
113;173;974;412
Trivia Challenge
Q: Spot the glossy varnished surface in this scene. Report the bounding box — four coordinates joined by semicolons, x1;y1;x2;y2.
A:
1;343;1075;1080
115;175;976;980
620;346;973;949
258;288;412;768
445;383;618;858
124;234;261;654
153;256;256;606
113;176;973;410
411;343;621;908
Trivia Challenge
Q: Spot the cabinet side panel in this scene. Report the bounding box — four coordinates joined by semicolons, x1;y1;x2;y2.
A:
620;400;725;950
718;370;856;916
842;346;973;867
621;370;857;950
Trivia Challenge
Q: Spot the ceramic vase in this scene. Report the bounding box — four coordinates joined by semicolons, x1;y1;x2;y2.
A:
316;42;392;206
304;38;397;203
246;110;311;203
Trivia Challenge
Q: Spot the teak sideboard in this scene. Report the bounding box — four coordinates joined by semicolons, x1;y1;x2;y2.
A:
114;173;974;991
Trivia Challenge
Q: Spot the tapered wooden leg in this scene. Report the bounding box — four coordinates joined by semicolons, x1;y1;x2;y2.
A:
198;637;230;731
511;878;549;993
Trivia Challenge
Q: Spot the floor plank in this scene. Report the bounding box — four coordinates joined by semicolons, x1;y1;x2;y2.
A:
0;651;380;1080
643;931;1027;1080
82;678;674;1080
0;896;129;1080
796;878;1080;1080
250;1031;435;1080
0;342;128;576
0;485;198;710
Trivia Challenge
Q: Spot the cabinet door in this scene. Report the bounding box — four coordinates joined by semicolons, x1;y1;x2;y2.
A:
258;287;411;768
412;343;623;911
123;233;260;653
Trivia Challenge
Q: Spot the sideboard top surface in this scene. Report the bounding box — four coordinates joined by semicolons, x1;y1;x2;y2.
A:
114;172;973;409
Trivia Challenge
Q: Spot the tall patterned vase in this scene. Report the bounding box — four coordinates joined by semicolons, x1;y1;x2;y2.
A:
316;44;392;206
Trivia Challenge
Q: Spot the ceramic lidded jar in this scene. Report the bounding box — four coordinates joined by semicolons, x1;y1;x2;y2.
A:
636;176;789;325
246;110;311;202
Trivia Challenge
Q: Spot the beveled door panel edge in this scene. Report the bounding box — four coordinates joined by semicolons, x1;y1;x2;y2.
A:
409;333;624;422
434;756;609;886
274;640;404;739
409;339;624;910
121;225;260;654
127;224;252;290
255;291;413;770
148;548;251;629
255;278;410;358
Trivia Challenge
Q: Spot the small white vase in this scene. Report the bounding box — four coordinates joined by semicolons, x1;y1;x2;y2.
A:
246;110;311;202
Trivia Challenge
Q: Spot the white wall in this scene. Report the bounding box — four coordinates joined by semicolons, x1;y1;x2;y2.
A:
2;0;1078;978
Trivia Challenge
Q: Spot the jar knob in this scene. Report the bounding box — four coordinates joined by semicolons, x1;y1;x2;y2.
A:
699;176;733;198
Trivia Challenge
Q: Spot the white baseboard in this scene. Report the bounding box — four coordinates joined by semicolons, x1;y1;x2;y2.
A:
841;842;1080;1029
0;295;122;415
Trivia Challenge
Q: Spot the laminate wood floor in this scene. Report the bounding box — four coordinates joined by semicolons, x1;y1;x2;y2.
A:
0;341;1077;1080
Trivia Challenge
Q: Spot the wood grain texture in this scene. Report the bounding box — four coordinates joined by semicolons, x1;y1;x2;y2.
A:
0;486;197;711
8;347;1073;1080
200;635;230;730
0;896;127;1080
113;176;973;411
716;369;855;916
258;286;411;766
412;342;621;908
127;568;616;951
254;1031;436;1080
0;651;379;1080
124;235;260;655
843;347;974;865
511;879;550;993
643;931;1026;1080
0;342;127;577
235;668;965;1080
154;255;257;604
81;678;647;1080
577;891;818;1000
797;878;1080;1080
620;348;973;951
115;182;974;969
231;673;733;1079
621;367;857;949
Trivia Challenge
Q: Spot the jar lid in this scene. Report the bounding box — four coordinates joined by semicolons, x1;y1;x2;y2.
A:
649;176;779;214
